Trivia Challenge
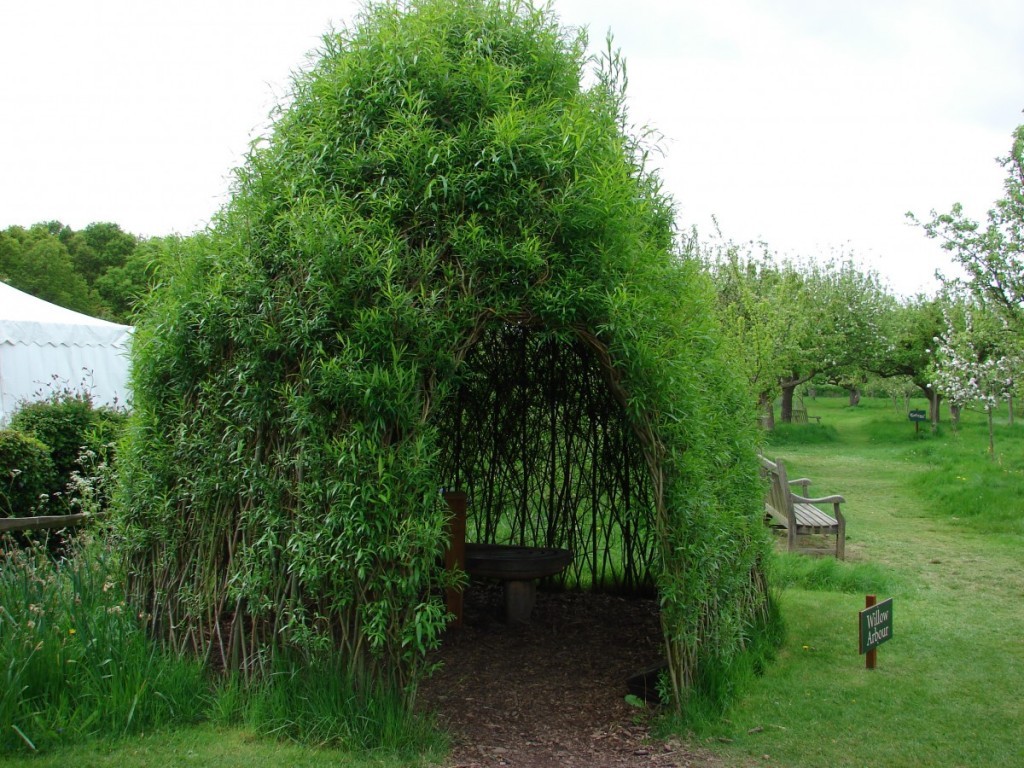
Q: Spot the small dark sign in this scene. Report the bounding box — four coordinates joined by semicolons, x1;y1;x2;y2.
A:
908;410;928;422
859;597;894;654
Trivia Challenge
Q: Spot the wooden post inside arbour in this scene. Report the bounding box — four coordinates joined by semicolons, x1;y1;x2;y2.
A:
443;490;468;627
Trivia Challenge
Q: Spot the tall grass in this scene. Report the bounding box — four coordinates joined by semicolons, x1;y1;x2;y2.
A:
765;421;839;446
0;532;208;752
1;531;448;759
213;656;447;758
768;551;896;594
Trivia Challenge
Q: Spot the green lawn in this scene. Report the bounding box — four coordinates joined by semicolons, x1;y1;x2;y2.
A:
0;724;430;768
6;396;1023;767
703;397;1024;767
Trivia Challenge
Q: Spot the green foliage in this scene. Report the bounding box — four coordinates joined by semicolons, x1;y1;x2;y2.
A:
9;392;125;497
910;122;1024;330
872;295;945;391
0;221;156;323
0;430;56;516
4;395;126;529
927;291;1022;455
0;532;451;758
701;238;893;424
809;258;893;386
10;394;95;484
93;235;178;320
118;0;772;719
699;237;807;409
0;225;101;316
771;257;890;419
658;590;784;730
0;535;209;753
65;222;138;286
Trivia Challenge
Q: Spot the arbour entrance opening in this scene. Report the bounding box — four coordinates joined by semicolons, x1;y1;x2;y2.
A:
435;321;659;606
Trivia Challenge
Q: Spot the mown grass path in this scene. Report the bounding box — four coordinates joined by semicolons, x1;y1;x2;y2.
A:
709;399;1024;767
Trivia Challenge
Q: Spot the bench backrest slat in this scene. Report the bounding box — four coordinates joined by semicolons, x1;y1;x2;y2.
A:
760;454;792;517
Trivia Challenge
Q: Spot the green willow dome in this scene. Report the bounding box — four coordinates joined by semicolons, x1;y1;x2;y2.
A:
118;0;774;712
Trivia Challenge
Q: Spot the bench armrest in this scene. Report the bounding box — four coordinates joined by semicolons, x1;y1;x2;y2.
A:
787;477;811;495
791;493;845;505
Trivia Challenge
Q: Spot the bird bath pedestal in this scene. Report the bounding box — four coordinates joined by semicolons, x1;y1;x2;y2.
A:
464;543;573;623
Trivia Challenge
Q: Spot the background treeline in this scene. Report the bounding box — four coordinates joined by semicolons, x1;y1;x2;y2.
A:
2;121;1020;436
0;218;1011;436
696;238;941;425
699;121;1024;442
0;221;178;324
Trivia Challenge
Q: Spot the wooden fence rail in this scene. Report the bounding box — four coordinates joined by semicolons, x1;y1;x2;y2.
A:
0;513;93;533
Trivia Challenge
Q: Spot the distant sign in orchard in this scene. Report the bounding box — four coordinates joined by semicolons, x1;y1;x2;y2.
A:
859;597;894;654
908;409;928;434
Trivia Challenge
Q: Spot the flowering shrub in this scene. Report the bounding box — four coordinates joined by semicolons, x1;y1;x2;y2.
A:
930;306;1018;410
929;300;1021;453
6;393;126;519
0;430;56;517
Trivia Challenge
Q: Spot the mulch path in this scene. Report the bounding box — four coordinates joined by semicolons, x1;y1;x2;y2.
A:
417;583;722;768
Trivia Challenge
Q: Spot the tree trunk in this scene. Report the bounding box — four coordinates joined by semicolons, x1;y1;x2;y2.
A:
780;385;794;423
987;407;995;455
918;385;942;426
779;373;815;423
848;387;861;406
1009;394;1015;426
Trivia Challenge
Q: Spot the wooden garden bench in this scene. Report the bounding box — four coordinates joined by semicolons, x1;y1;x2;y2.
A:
759;454;846;559
791;408;821;425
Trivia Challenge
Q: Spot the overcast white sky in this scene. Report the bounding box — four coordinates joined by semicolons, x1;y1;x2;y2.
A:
2;0;1022;296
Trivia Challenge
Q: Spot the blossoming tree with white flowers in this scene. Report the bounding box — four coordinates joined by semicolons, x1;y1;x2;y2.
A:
930;297;1021;455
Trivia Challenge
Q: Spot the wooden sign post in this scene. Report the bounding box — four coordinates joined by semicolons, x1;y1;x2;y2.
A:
859;594;893;669
908;409;927;434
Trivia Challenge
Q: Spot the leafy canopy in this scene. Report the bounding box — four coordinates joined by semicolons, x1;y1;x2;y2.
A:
910;122;1024;328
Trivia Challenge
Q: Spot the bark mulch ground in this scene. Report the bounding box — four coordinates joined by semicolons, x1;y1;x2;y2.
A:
417;583;722;768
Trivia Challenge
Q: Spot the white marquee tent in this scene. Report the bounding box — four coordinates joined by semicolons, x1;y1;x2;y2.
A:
0;281;133;425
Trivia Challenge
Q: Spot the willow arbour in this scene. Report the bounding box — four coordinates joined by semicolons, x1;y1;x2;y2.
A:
117;0;772;714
